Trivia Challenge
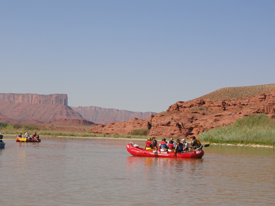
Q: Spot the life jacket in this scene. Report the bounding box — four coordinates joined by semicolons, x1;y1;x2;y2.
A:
168;143;174;149
177;143;183;152
145;141;152;148
197;139;201;146
160;141;167;149
151;140;157;147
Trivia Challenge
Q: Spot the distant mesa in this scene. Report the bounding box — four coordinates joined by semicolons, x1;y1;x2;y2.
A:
90;83;275;139
72;106;155;123
0;93;155;126
49;119;97;126
0;93;83;122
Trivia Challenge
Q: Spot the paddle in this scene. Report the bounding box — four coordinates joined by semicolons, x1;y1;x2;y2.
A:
203;143;210;147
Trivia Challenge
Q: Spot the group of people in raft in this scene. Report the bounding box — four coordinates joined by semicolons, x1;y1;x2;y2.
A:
17;132;40;141
145;136;201;153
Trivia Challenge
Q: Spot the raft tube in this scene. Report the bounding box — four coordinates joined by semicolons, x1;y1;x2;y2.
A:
126;143;204;158
16;137;41;143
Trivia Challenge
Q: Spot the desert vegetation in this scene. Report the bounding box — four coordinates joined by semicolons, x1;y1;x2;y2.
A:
199;114;275;146
130;129;150;136
199;84;275;101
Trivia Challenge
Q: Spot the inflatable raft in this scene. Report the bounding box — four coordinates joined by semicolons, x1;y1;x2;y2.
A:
16;137;41;143
126;143;204;158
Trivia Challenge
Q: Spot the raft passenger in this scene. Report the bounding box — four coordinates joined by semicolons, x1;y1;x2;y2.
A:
151;137;158;149
168;140;175;152
159;138;168;151
175;139;183;153
182;139;188;151
190;136;201;149
145;138;152;150
0;133;3;143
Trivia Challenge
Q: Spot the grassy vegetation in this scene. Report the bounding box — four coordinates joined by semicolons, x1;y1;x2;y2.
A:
0;122;151;139
130;129;150;136
198;84;275;101
199;114;275;146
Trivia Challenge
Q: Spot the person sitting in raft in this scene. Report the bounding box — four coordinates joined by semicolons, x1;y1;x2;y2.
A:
167;137;176;148
159;138;168;151
32;132;37;138
36;135;40;141
190;136;202;149
175;139;184;153
151;137;158;149
0;133;3;143
145;138;152;150
182;139;188;151
18;133;22;138
168;140;175;152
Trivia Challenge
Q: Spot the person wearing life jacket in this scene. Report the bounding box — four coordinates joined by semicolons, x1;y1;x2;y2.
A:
175;139;184;153
151;137;158;149
190;136;201;149
182;139;188;151
166;137;176;148
0;133;3;143
159;138;168;151
168;140;175;152
145;138;152;150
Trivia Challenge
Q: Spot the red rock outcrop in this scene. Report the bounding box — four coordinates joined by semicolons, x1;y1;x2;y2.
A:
0;93;83;122
91;87;275;139
72;106;155;123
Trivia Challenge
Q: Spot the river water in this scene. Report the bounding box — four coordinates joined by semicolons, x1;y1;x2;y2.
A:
0;138;274;205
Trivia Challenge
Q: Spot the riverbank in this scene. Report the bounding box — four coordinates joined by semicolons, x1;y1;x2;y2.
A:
2;133;274;149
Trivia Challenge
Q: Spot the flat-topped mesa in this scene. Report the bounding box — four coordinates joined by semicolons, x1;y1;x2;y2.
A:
0;93;68;106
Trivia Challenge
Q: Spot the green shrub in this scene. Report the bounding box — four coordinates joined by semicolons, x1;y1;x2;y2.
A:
199;114;275;145
13;123;23;129
0;122;8;128
130;129;150;136
22;125;40;131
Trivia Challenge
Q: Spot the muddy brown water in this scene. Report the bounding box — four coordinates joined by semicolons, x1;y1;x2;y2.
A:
0;138;274;205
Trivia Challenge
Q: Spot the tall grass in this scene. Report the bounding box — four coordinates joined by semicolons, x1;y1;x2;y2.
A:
199;114;275;145
130;129;150;136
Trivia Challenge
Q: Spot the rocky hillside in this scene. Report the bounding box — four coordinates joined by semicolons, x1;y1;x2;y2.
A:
0;93;83;122
72;106;155;124
90;84;275;139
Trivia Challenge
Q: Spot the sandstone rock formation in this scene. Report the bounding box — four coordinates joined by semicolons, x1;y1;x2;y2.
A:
72;106;155;123
90;85;275;139
0;93;83;122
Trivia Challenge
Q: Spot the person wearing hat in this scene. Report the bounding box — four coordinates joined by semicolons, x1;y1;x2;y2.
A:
182;139;188;151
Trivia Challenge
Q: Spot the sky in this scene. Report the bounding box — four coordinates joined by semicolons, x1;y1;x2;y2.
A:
1;0;275;113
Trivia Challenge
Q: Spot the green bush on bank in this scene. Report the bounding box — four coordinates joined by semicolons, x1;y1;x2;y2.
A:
199;114;275;145
130;129;150;136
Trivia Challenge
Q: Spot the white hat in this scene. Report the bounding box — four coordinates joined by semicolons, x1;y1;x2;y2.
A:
182;139;185;142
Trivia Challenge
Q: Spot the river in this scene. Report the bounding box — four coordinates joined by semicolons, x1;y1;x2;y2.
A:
0;138;274;205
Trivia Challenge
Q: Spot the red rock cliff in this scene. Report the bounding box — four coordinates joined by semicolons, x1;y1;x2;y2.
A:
0;93;82;122
90;85;275;139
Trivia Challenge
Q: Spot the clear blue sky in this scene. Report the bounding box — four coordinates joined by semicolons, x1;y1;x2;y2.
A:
1;0;274;112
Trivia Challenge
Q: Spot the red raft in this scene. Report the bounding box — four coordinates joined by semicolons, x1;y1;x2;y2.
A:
126;143;204;158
